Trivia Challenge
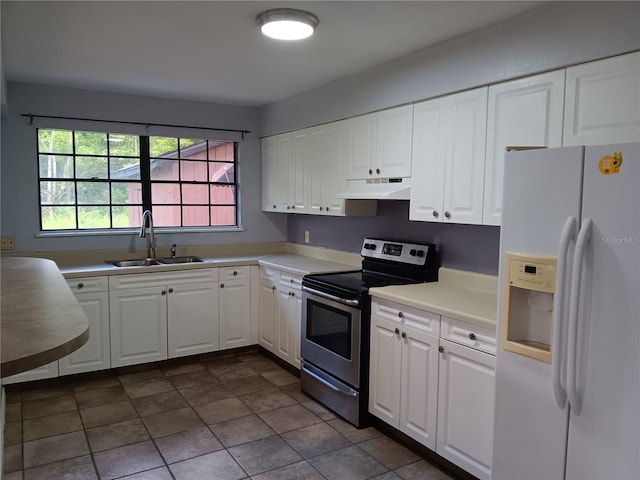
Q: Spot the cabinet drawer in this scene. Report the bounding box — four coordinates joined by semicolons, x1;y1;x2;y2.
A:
259;267;279;283
372;298;440;336
279;272;303;290
109;268;219;290
65;276;108;293
220;266;250;281
441;316;496;355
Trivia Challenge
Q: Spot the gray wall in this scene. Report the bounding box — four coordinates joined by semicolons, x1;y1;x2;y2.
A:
0;82;287;252
288;202;500;275
259;2;640;136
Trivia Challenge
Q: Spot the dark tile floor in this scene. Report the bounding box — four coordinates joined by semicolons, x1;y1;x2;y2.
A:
3;352;455;480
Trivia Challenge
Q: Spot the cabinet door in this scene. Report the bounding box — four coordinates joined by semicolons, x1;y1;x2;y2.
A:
275;287;293;362
289;129;308;212
274;134;292;211
59;291;110;375
1;361;58;385
484;71;565;225
258;277;277;351
308;125;328;215
110;286;167;367
399;326;439;449
167;282;219;359
261;136;278;212
309;121;348;215
369;314;402;428
409;98;447;221
377;105;413;178
290;289;302;368
437;339;495;480
443;87;487;225
347;113;377;179
219;278;252;350
563;51;640;146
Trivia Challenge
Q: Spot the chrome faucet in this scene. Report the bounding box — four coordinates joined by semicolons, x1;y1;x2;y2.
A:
139;210;156;259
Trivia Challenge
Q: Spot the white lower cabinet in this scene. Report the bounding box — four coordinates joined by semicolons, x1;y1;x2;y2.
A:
219;266;252;350
369;299;440;449
436;338;495;480
257;266;302;368
369;298;496;479
59;276;111;375
109;269;219;367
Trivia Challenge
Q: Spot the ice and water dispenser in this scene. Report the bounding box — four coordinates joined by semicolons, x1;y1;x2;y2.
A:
501;252;557;363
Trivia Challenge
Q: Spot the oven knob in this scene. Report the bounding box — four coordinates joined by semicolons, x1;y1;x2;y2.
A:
409;249;417;256
416;250;424;258
369;243;377;250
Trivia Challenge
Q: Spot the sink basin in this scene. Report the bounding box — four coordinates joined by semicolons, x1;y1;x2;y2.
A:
107;258;160;267
157;256;204;264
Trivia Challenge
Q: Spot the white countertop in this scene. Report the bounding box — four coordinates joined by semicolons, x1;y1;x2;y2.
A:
369;268;499;329
60;252;355;278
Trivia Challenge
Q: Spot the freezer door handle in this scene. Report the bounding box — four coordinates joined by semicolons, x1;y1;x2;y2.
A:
552;216;577;409
567;218;592;416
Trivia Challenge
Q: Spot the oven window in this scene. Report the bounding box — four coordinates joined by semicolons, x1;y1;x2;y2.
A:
307;300;352;360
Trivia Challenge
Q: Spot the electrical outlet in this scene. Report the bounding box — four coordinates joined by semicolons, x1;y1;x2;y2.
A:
304;230;310;244
1;236;16;250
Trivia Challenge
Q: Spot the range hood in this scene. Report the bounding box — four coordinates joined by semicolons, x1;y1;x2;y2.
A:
337;178;411;200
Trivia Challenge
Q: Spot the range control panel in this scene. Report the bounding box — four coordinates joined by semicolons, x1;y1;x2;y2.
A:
361;238;432;266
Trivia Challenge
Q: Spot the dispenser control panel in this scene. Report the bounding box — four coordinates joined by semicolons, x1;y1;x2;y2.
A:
509;258;556;293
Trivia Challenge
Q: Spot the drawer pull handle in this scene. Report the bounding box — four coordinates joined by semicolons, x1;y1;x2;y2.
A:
394;328;400;335
468;332;476;341
77;283;84;289
439;346;444;353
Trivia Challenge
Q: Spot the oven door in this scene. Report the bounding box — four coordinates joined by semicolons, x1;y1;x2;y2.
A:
301;287;362;388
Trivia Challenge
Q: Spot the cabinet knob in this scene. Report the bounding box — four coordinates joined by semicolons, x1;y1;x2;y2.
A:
319;207;324;211
376;168;381;175
468;332;476;341
325;206;329;211
272;286;276;291
289;291;295;297
444;211;451;219
394;328;400;335
439;346;444;353
233;271;238;276
77;282;84;289
161;290;167;295
273;204;276;209
433;211;439;218
220;283;225;289
368;169;373;175
286;205;291;210
168;288;174;293
397;311;404;319
292;205;296;209
401;332;407;339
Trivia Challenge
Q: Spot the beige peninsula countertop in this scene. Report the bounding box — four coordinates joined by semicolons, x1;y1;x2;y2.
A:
369;267;499;329
1;257;89;377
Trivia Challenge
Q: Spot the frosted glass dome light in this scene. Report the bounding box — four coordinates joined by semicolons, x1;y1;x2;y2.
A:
256;9;319;40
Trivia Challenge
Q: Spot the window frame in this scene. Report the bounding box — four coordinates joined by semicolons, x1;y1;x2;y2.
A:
36;128;240;233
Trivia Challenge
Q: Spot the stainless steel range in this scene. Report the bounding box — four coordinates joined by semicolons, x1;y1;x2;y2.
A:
300;237;438;427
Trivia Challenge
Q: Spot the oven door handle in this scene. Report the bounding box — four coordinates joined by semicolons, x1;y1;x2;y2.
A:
304;366;358;397
302;286;360;307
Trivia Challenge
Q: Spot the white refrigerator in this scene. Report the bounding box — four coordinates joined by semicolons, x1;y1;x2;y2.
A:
492;143;639;480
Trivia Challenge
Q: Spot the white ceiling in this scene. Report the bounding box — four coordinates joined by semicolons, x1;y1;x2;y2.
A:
1;1;542;107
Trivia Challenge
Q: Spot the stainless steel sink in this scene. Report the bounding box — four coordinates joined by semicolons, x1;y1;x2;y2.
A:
107;258;160;267
157;256;204;264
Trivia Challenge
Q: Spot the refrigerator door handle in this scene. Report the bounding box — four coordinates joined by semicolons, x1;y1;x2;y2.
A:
567;218;592;416
552;216;578;409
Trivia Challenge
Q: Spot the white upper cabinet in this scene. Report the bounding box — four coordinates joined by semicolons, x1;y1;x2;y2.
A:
410;87;488;225
289;129;309;213
346;105;413;180
483;71;565;225
308;122;347;215
563;51;640;146
261;132;303;212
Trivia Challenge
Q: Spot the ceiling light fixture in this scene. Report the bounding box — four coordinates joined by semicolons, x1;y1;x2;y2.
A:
256;8;319;41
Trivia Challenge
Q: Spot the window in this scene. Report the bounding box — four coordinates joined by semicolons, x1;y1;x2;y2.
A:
37;129;237;231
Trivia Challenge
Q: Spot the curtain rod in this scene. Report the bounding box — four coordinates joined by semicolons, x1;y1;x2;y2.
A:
20;113;251;139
